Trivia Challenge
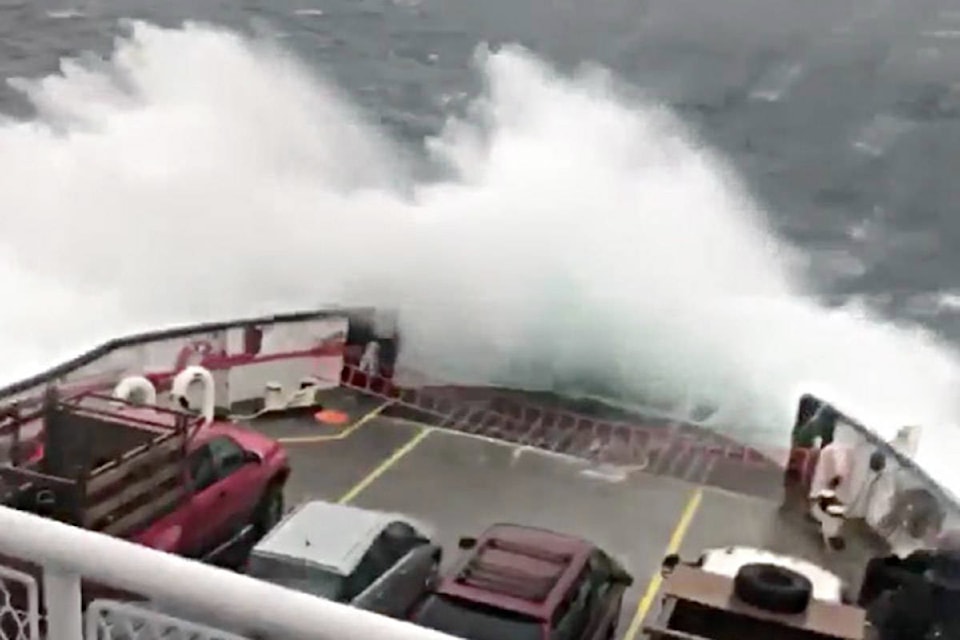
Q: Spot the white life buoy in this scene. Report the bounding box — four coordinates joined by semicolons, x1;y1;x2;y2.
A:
171;365;216;430
113;376;158;406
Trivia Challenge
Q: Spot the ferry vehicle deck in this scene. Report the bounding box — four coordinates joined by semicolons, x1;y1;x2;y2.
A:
0;307;950;640
261;382;884;639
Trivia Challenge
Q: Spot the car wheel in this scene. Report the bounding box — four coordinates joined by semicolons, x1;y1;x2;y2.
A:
256;483;284;535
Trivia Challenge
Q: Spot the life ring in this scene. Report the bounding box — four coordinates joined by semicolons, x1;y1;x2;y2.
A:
733;563;813;614
113;376;158;406
171;365;216;431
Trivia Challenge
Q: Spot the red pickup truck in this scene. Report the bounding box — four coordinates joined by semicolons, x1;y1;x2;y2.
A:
0;383;290;567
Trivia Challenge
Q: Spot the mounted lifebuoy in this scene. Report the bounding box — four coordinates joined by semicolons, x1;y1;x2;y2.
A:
171;365;216;431
113;376;158;406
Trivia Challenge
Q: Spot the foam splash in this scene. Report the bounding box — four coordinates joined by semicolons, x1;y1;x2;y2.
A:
2;21;960;485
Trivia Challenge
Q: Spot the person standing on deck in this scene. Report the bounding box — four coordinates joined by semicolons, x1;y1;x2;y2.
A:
811;475;847;550
808;442;852;550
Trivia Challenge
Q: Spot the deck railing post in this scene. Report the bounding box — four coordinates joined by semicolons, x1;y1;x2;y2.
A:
42;566;83;640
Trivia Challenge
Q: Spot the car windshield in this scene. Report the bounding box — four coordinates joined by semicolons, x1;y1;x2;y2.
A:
246;552;346;601
412;594;542;640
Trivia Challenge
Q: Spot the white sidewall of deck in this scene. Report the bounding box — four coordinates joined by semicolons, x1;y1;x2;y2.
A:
0;317;348;411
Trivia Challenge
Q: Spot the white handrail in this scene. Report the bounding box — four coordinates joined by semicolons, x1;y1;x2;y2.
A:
0;505;458;640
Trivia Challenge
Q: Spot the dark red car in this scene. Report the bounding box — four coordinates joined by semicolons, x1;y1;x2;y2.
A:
410;523;634;640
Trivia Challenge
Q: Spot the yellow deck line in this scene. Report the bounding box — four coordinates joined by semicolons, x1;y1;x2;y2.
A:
277;401;389;444
623;488;703;640
337;427;433;504
283;405;704;640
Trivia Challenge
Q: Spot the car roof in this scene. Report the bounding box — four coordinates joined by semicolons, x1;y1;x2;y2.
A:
436;523;593;621
251;500;422;576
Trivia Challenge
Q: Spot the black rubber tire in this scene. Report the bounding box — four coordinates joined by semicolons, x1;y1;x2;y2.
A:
733;563;813;614
255;482;284;535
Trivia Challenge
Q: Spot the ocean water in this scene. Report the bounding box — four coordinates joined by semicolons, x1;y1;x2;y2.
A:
3;0;960;489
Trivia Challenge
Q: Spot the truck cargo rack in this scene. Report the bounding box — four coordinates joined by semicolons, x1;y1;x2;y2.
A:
0;386;200;538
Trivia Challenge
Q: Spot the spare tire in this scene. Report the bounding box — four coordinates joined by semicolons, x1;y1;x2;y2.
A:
733;563;813;614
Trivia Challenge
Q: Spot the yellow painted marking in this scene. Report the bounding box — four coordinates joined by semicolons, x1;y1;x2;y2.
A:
337;427;433;504
277;402;389;444
623;488;703;640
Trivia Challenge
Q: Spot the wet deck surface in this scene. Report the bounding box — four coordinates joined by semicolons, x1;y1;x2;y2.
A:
252;387;882;639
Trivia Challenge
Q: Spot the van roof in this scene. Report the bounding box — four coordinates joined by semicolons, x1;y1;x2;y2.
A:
251;500;421;575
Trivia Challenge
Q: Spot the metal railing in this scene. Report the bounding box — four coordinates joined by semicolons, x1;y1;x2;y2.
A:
86;600;249;640
0;505;458;640
0;565;39;640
